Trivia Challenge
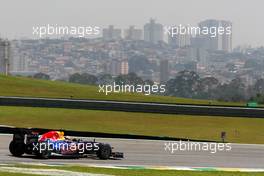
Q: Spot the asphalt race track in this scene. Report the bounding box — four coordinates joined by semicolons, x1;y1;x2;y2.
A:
0;135;264;168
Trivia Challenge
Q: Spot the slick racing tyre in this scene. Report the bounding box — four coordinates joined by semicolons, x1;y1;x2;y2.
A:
9;140;26;157
38;149;51;159
36;142;52;159
97;143;112;160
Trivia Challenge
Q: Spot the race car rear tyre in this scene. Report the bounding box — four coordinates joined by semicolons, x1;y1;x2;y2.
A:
9;140;25;157
97;144;112;160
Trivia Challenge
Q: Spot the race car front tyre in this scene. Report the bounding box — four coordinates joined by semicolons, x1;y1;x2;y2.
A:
39;149;51;159
9;140;25;157
97;144;112;160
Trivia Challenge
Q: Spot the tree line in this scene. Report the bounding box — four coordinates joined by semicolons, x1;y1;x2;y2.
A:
33;71;264;103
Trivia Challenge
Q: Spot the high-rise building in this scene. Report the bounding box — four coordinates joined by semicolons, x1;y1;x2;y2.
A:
160;59;169;83
221;21;233;52
109;59;129;76
120;60;129;75
0;39;11;75
198;19;232;52
109;59;119;76
13;54;28;72
124;26;142;40
10;41;28;72
102;25;122;41
144;19;163;44
168;27;191;48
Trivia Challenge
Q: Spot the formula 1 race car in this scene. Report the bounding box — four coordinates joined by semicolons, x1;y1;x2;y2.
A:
9;131;124;160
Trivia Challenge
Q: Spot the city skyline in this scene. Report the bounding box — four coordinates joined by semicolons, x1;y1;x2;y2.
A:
0;0;263;47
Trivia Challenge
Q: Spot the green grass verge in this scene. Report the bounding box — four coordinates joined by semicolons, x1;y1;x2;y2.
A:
0;173;36;176
0;74;244;106
2;164;263;176
0;106;263;144
39;166;264;176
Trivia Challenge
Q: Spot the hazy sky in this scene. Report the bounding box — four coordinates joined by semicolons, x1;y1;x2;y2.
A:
0;0;263;47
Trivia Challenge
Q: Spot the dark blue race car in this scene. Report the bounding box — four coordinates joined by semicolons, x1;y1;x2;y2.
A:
9;131;124;160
